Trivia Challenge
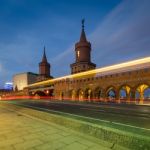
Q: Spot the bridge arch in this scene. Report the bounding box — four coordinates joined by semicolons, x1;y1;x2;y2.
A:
59;91;64;100
34;91;46;96
119;85;131;101
135;83;150;103
84;88;93;101
94;87;103;101
105;86;117;101
76;89;84;101
44;89;54;97
68;89;76;100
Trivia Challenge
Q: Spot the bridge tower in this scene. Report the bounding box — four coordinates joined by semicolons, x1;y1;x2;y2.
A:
39;47;51;78
70;19;96;74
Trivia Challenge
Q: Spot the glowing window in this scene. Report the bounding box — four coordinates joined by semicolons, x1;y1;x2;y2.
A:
77;51;80;58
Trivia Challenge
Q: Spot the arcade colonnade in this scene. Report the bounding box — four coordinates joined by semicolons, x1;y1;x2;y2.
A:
54;83;150;104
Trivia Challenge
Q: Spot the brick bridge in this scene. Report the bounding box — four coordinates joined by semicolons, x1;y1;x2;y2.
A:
25;57;150;104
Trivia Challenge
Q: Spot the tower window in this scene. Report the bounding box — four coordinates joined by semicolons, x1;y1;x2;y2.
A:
77;51;80;58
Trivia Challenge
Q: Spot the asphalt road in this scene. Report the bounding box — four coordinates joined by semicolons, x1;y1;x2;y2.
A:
8;99;150;129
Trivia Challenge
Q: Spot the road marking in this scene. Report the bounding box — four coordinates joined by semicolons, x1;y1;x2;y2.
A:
81;107;106;112
81;107;150;118
13;103;150;132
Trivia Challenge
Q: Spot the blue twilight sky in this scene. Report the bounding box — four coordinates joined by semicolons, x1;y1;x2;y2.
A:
0;0;150;88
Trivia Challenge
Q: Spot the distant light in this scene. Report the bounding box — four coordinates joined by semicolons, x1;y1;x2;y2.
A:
4;82;13;90
5;82;13;85
46;90;49;94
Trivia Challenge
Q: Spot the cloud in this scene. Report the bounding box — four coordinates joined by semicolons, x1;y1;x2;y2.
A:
90;0;150;66
51;0;150;76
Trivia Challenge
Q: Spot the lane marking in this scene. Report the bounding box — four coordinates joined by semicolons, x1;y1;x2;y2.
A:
81;107;150;118
13;103;150;132
81;107;106;112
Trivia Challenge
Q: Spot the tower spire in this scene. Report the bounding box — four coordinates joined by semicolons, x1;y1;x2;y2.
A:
42;46;47;62
82;19;84;30
80;19;87;42
39;46;52;79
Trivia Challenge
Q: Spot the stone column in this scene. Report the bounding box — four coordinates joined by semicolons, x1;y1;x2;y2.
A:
139;91;144;104
116;90;120;103
130;89;135;104
126;93;131;103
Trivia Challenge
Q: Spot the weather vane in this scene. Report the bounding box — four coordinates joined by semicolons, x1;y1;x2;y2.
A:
82;18;85;29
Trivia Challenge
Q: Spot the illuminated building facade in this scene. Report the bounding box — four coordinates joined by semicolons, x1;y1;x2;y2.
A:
13;72;38;91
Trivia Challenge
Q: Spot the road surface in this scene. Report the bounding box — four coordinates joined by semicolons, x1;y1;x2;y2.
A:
7;99;150;129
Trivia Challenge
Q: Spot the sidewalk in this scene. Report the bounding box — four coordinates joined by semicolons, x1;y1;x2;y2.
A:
0;103;111;150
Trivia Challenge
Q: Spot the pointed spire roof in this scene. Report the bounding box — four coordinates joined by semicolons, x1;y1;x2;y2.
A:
42;46;47;63
79;19;87;42
75;19;91;49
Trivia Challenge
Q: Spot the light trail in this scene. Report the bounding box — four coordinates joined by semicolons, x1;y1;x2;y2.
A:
1;96;150;106
27;57;150;88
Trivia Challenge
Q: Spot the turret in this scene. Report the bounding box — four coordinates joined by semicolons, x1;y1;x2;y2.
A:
70;20;96;74
39;47;50;77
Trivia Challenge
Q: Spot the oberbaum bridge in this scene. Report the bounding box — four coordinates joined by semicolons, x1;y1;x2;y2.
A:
20;21;150;104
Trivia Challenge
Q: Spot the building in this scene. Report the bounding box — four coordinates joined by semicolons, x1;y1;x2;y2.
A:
13;72;38;91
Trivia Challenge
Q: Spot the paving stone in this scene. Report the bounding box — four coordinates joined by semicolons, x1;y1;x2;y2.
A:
14;139;43;150
35;141;66;150
0;137;24;147
59;131;71;136
88;145;111;150
59;142;88;150
58;135;79;144
47;134;65;143
0;145;15;150
77;138;96;147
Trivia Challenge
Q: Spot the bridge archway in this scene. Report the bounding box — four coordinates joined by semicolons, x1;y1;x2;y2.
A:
144;88;150;100
77;89;84;101
59;91;64;100
34;91;46;96
69;89;76;100
119;85;131;101
106;86;116;101
84;88;93;101
94;87;103;101
135;84;150;103
44;89;54;97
